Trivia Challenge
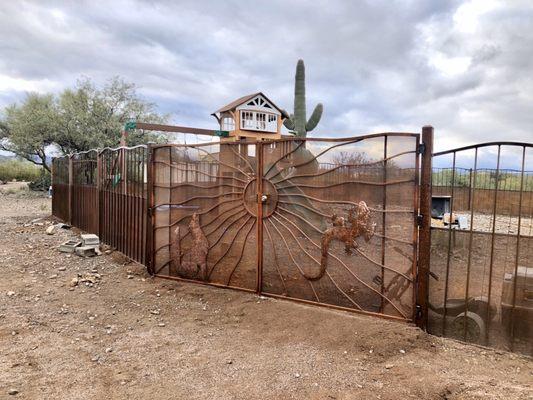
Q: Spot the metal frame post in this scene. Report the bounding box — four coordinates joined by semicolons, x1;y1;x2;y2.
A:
145;143;154;275
416;126;433;330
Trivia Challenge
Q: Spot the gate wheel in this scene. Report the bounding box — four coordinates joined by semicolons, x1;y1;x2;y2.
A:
451;311;486;343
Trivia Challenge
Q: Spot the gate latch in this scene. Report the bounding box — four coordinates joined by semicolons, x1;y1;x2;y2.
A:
416;214;423;227
418;143;426;155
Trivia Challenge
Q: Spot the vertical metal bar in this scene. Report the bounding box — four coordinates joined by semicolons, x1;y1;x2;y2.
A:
485;145;501;344
97;152;102;238
133;148;138;262
168;146;172;275
126;148;131;259
145;144;154;274
467;168;473;211
380;135;387;312
68;155;73;225
463;148;478;341
412;135;421;320
509;146;525;350
256;141;263;294
442;151;456;336
416;126;433;330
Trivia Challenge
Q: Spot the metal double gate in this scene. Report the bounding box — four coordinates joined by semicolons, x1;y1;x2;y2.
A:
52;129;533;354
149;133;424;322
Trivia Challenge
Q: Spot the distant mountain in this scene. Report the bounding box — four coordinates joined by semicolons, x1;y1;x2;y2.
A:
0;154;15;162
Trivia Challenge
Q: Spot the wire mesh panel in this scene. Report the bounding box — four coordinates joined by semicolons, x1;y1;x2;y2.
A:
71;150;98;234
99;146;147;264
260;134;420;320
429;143;533;356
151;141;258;291
52;156;70;222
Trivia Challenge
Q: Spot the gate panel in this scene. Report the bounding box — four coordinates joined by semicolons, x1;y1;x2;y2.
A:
71;150;98;234
99;146;147;264
260;134;420;320
52;156;70;222
429;143;532;355
151;141;258;291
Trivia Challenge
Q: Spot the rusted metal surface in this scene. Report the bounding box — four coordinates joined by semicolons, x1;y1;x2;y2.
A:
51;156;70;222
149;133;420;321
428;142;533;356
71;150;98;234
99;146;147;264
416;127;433;330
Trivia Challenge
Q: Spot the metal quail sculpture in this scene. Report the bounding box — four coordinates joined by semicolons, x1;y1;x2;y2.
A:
282;59;323;137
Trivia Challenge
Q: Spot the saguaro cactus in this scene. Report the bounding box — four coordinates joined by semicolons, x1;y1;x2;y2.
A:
282;59;323;137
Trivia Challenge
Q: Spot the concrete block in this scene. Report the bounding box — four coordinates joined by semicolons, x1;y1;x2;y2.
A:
75;246;97;257
59;240;82;253
81;234;100;246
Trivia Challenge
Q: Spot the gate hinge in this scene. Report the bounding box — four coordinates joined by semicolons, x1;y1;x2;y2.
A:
416;214;424;227
417;143;426;155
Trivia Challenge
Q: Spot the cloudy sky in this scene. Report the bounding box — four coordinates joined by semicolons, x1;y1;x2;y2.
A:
1;0;532;153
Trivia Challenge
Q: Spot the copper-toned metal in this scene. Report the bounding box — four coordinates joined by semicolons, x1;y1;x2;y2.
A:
510;146;526;350
485;145;501;343
54;132;424;324
442;151;456;336
416;126;433;330
380;136;388;312
272;211;408;319
463;148;478;341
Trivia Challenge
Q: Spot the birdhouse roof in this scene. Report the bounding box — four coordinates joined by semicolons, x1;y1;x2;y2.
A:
212;92;283;115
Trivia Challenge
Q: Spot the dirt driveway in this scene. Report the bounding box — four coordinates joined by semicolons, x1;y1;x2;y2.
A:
0;189;532;400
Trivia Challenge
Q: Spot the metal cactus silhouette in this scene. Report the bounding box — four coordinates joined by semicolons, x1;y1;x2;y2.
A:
282;59;323;137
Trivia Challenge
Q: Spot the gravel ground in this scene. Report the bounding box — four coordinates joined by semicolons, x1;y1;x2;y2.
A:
0;186;532;400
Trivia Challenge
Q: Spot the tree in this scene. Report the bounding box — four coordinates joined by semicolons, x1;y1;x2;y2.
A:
54;77;168;154
0;93;57;172
0;77;169;170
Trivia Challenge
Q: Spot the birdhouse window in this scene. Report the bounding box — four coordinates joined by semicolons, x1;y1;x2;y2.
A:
221;116;235;131
240;110;278;132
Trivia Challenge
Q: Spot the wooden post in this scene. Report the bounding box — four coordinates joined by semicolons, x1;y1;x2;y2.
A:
145;143;154;275
416;126;433;330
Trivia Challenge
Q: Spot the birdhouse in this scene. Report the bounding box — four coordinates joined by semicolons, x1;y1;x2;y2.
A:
211;92;284;140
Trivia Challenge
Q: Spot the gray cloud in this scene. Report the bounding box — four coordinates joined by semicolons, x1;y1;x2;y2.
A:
0;0;532;155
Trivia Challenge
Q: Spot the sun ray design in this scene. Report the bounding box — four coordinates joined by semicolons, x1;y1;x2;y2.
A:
152;135;417;319
208;215;254;279
226;220;257;285
270;214;363;310
264;222;289;296
273;211;409;319
267;219;320;302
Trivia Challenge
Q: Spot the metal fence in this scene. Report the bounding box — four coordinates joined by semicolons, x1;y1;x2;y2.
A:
428;142;533;355
52;145;147;264
50;130;532;355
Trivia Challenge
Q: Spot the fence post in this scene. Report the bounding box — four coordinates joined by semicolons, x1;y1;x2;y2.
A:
416;126;433;330
96;150;102;238
68;155;73;225
145;143;154;275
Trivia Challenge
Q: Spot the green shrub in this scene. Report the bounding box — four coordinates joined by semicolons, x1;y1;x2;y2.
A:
0;160;41;182
28;169;51;191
